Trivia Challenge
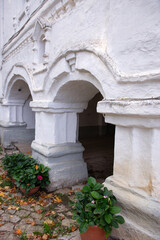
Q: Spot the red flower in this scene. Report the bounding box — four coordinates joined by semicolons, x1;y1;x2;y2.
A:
37;175;43;181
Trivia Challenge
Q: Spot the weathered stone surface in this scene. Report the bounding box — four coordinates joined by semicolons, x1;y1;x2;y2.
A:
30;212;42;220
54;188;71;195
104;178;160;240
57;230;81;240
6;209;16;215
0;233;17;240
21;205;34;212
34;205;42;211
2;213;10;222
9;215;21;223
7;233;19;240
0;223;14;232
16;210;30;218
55;205;68;213
66;211;73;217
0;210;4;215
61;218;76;227
72;185;84;191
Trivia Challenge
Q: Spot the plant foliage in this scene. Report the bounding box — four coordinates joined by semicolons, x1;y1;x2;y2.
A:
2;153;50;193
72;177;125;237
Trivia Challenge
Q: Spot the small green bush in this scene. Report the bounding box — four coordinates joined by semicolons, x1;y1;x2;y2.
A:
2;153;50;193
72;177;125;237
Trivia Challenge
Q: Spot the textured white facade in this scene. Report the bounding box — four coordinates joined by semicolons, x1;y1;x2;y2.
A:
0;0;160;239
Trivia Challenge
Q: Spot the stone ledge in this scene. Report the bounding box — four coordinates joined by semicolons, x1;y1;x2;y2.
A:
104;176;160;240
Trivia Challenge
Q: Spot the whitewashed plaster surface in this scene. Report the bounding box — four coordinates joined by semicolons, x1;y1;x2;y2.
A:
1;1;160;239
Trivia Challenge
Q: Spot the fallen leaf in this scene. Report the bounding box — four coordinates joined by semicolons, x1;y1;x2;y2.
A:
52;233;58;238
14;228;22;235
0;192;5;197
26;233;32;239
44;219;55;225
45;211;52;216
45;193;53;198
31;221;36;226
36;209;42;214
42;234;48;240
0;232;5;235
71;226;77;232
0;223;3;227
31;204;36;207
8;205;18;210
53;196;62;203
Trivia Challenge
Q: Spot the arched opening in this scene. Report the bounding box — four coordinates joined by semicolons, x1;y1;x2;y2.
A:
6;79;35;152
79;92;115;180
54;80;115;181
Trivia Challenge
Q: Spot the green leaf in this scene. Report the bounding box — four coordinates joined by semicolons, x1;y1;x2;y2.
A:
85;203;96;209
104;187;113;197
104;225;112;235
105;205;109;211
115;215;125;224
76;192;84;201
112;219;119;228
82;185;91;193
79;222;89;233
100;218;106;226
88;177;96;186
93;182;103;190
91;191;103;200
89;221;95;226
93;208;103;215
110;206;121;214
105;214;112;224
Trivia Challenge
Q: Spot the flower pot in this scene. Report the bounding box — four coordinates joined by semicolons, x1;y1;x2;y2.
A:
80;226;108;240
20;186;40;196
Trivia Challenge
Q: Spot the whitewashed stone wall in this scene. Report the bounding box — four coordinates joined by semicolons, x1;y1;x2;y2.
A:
0;0;160;239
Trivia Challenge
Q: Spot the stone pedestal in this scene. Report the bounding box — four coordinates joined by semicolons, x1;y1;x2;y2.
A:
97;98;160;240
0;122;35;147
31;101;88;190
32;141;88;191
105;177;160;240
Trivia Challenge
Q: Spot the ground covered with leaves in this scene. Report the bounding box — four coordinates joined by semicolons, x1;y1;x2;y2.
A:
0;146;80;240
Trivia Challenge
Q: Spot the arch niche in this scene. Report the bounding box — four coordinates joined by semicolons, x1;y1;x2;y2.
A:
53;78;114;181
1;65;35;149
31;51;116;190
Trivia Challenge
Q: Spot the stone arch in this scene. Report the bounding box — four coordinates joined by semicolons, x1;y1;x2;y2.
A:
45;50;117;101
1;64;35;148
3;63;34;102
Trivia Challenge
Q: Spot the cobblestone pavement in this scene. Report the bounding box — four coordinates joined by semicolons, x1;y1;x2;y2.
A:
0;147;83;240
0;146;115;240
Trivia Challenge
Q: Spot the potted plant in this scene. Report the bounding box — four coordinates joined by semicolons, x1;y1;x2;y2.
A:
72;177;125;240
14;163;50;195
2;153;50;195
2;153;37;179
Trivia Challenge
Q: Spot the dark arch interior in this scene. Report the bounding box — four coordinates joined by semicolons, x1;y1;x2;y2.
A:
79;92;115;180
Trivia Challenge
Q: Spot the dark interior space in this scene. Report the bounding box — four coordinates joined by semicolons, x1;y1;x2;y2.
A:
79;93;115;179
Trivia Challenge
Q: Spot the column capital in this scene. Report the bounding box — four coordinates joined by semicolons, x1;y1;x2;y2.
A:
30;101;87;113
97;98;160;128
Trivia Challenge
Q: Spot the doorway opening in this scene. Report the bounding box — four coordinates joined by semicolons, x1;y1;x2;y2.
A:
7;80;35;154
79;93;115;180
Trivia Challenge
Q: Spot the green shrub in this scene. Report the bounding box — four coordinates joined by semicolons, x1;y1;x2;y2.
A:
2;153;50;193
72;177;125;237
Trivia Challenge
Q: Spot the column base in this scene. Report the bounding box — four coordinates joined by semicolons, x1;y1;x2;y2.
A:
104;176;160;240
0;122;35;147
32;141;88;191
